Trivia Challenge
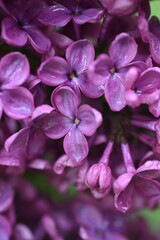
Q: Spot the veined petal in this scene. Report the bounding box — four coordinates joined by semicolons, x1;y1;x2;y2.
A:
149;33;160;65
134;176;160;197
136;160;160;179
42;111;73;139
25;26;51;53
5;128;29;152
39;5;72;27
66;40;95;75
109;33;137;69
64;128;89;163
78;104;102;136
51;86;79;117
134;67;160;93
0;52;29;89
87;54;112;86
38;56;70;86
73;8;104;24
105;73;126;111
1;87;34;119
1;17;27;46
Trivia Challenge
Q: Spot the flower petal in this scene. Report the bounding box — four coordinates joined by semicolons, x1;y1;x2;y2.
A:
66;40;95;74
1;17;27;46
25;26;51;53
0;52;29;89
2;87;34;119
39;5;72;27
38;56;70;86
64;128;89;163
134;176;160;197
136;160;160;179
87;54;112;86
109;33;137;69
42;111;73;139
0;181;14;212
78;104;102;136
149;33;160;65
134;67;160;93
5;128;29;152
51;86;79;117
73;8;104;24
0;215;12;240
78;73;104;98
115;183;134;213
105;73;126;111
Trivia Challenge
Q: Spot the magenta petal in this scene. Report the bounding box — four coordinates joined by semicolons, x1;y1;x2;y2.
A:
78;73;104;98
0;181;14;212
115;184;134;213
0;52;30;89
134;176;160;197
1;17;27;47
64;128;89;162
105;74;126;111
135;67;160;93
27;129;46;157
31;104;53;121
14;224;34;240
0;215;12;240
66;40;95;74
109;33;137;69
73;8;104;24
149;33;160;64
28;159;52;171
38;56;70;86
25;26;51;53
5;128;29;152
87;54;112;86
39;5;72;27
136;160;160;179
2;87;34;119
51;86;79;117
78;104;102;136
42;111;73;139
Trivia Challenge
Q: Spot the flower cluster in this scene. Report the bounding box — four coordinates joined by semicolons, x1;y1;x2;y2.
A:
0;0;160;239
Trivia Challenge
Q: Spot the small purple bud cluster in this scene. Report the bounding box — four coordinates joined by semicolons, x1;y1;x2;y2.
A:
0;0;160;239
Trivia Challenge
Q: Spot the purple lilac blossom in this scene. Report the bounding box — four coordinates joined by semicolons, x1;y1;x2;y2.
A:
0;0;160;238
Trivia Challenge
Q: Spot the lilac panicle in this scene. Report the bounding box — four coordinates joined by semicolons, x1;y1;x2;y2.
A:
42;86;102;163
38;39;104;98
0;52;34;119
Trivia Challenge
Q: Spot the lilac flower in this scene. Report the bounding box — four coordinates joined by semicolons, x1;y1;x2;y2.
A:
38;39;104;98
87;33;138;110
99;0;139;16
0;52;34;119
39;0;104;27
125;67;160;116
5;105;53;158
1;0;51;53
42;86;102;163
85;141;113;199
0;215;12;240
114;143;160;213
138;15;160;65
